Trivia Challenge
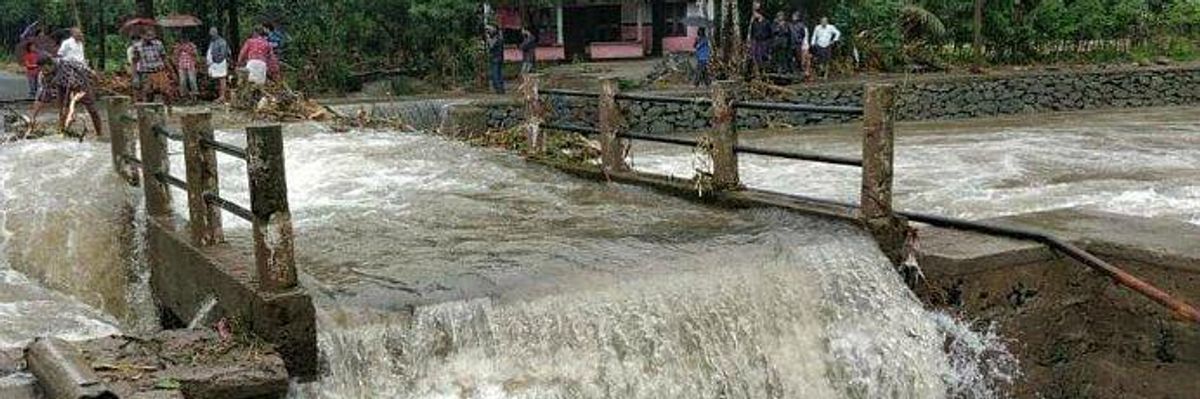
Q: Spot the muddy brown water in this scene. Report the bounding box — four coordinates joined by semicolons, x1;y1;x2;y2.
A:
3;105;1195;398
632;106;1200;226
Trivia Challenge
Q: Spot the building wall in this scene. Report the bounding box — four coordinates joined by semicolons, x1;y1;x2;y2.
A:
500;1;705;61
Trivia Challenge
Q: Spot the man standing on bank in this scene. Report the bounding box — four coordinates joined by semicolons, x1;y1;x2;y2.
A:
790;11;811;81
811;17;841;80
133;30;174;106
486;25;505;93
206;27;232;103
174;36;199;101
519;27;537;75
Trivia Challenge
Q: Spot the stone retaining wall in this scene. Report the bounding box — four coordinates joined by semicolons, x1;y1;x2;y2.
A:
485;66;1200;134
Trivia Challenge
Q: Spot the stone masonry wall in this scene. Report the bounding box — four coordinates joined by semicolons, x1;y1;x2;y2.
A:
485;66;1200;134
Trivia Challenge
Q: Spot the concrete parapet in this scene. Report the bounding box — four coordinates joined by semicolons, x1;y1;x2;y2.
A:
146;218;316;378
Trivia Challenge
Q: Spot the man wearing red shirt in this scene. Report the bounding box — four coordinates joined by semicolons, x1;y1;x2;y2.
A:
174;37;199;100
238;27;277;85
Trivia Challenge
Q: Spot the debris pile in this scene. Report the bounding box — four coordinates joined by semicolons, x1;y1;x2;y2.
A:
96;74;134;97
645;53;696;85
233;82;331;122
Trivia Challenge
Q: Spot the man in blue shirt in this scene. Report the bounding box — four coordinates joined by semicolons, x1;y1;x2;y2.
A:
694;27;711;87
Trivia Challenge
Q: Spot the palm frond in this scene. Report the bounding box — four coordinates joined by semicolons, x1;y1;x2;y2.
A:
902;3;947;39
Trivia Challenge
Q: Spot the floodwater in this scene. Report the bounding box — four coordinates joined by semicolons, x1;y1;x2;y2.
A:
631;106;1200;225
172;125;1016;398
23;104;1199;397
0;139;155;348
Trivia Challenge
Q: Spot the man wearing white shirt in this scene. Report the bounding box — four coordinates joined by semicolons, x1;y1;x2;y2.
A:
810;18;840;79
58;27;88;66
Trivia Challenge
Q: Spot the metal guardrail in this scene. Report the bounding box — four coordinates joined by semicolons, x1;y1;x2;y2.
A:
143;123;253;222
153;125;184;142
201;137;248;160
120;154;142;167
732;100;863;115
104;98;297;292
539;123;599;136
204;191;253;221
155;171;187;190
154;125;247;161
524;75;1200;325
615;92;713;106
618;131;701;147
538;83;863;172
540;89;599;99
538;122;864;167
541;89;863;114
734;144;864;167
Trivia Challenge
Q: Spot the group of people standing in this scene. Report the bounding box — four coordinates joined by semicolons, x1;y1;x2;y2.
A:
747;7;841;81
17;21;286;140
484;25;538;94
125;24;283;106
693;6;841;87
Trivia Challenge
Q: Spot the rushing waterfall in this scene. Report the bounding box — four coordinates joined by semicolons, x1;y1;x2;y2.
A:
5;122;1020;398
0;138;155;347
168;125;1017;398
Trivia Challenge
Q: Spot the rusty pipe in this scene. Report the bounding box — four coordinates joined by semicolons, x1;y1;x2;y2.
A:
899;210;1200;325
726;188;1200;325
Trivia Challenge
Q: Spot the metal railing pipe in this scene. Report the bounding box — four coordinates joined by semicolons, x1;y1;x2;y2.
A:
540;123;599;136
203;192;254;222
618;132;701;147
541;88;601;98
734;145;863;167
614;93;713;106
199;137;248;160
733;100;864;115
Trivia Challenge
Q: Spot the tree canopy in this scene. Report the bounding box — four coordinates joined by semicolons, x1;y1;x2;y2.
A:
3;0;1198;92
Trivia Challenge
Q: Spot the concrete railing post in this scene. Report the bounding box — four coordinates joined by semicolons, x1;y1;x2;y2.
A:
598;77;628;172
181;110;224;246
861;83;906;264
136;103;171;220
709;80;740;189
245;125;297;292
105;96;137;184
522;73;545;153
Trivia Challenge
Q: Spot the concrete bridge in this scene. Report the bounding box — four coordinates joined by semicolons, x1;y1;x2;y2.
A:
105;98;316;378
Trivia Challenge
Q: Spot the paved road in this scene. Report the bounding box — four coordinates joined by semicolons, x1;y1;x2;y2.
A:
0;71;30;101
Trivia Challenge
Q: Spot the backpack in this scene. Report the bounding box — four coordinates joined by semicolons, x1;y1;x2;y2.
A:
210;39;229;64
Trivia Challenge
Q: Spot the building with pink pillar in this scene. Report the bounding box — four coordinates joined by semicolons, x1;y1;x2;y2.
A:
497;0;713;63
